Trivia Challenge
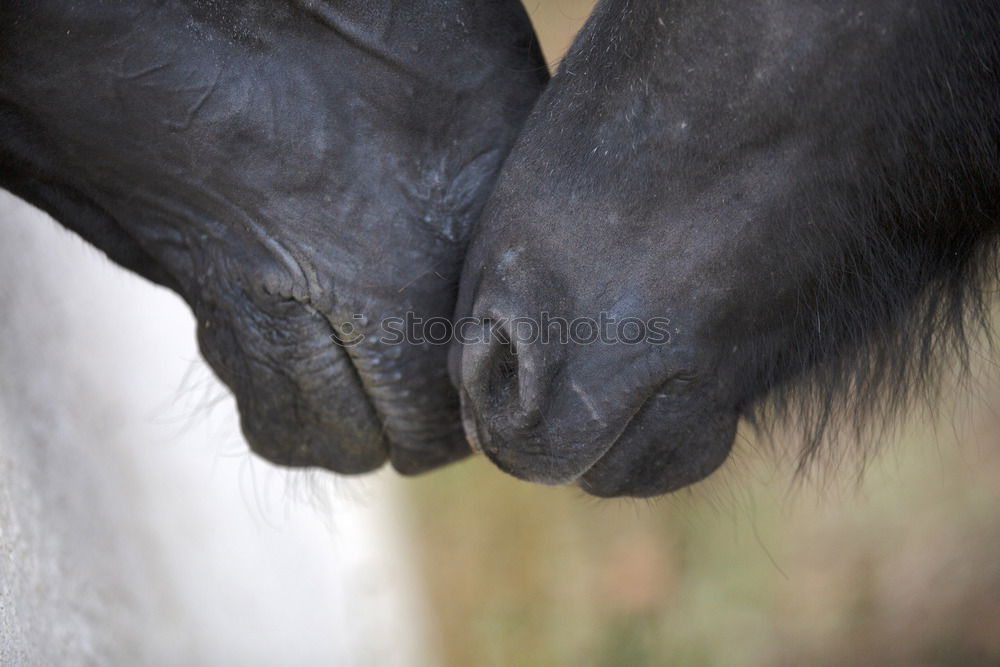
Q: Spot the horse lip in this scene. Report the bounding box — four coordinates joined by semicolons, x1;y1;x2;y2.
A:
556;381;685;490
571;389;657;479
480;408;641;487
460;377;662;486
460;395;484;453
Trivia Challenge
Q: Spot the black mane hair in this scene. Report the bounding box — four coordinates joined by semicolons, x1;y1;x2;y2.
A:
743;3;1000;473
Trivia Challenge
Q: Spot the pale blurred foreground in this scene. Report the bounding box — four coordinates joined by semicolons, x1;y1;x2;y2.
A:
0;191;432;665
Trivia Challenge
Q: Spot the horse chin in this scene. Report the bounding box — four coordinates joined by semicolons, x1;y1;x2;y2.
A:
194;285;470;476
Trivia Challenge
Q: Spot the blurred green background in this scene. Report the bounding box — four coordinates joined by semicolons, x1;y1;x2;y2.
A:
403;3;1000;666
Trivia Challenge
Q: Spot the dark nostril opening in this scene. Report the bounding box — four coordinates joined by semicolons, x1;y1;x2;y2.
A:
484;319;519;409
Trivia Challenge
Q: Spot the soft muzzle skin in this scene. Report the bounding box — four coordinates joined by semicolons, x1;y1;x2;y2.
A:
451;0;999;497
0;1;549;474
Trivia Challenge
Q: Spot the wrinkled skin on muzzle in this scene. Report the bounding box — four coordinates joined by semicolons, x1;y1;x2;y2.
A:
1;1;547;474
452;0;998;496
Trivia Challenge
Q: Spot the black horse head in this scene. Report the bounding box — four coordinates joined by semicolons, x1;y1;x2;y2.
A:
0;0;548;474
452;0;999;496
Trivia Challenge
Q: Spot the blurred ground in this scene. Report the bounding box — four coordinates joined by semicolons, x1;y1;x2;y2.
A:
407;389;1000;667
403;3;1000;665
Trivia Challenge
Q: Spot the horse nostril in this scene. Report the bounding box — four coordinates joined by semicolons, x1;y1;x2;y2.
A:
456;317;524;417
485;327;519;409
456;313;553;457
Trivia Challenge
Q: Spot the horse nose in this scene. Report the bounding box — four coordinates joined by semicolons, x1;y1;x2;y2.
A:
455;318;536;426
452;316;578;483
